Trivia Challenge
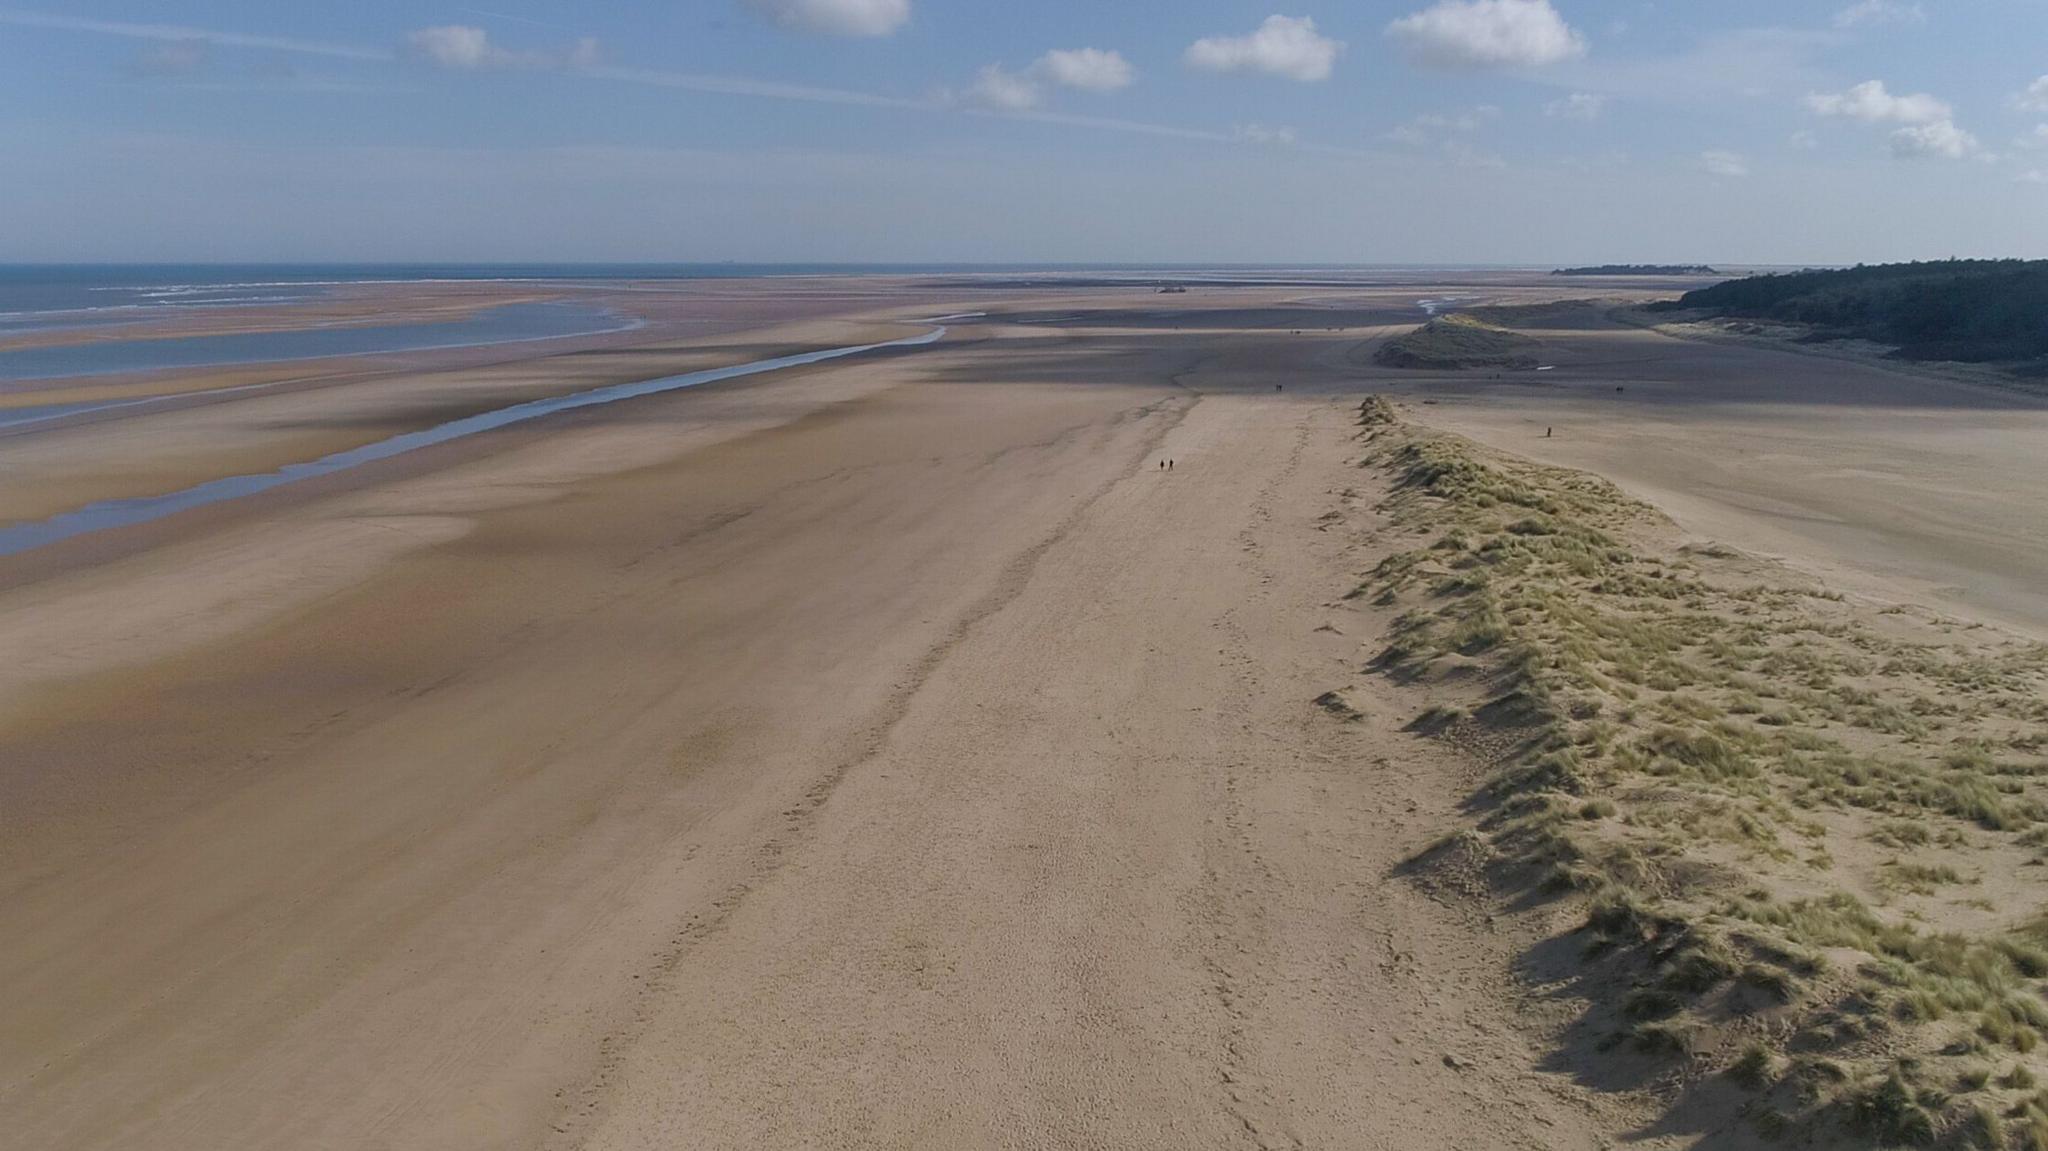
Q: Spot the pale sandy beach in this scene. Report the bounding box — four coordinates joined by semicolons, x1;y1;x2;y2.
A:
9;1;2043;1143
4;275;2046;1149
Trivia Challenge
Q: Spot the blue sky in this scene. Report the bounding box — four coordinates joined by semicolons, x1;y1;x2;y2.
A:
2;0;2045;263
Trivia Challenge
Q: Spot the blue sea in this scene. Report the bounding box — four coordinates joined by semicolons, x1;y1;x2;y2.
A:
0;264;848;381
0;262;1511;320
0;263;1195;319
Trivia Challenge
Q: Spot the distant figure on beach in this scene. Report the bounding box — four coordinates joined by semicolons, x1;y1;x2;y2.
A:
1160;460;1165;470
1169;459;1174;470
1276;384;1283;391
1546;427;1553;437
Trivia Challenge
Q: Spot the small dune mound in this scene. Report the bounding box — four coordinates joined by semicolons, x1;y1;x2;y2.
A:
1400;829;1500;903
1356;394;1399;426
1374;314;1540;371
1313;689;1365;722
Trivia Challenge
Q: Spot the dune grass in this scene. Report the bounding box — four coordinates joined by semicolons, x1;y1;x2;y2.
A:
1353;397;2048;1145
1372;314;1542;371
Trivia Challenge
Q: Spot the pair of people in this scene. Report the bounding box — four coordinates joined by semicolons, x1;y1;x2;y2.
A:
1158;459;1174;470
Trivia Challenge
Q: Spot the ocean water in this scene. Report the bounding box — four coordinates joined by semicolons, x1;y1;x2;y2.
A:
0;326;947;557
0;265;760;381
0;264;836;319
0;263;1167;320
0;300;637;382
0;262;1506;320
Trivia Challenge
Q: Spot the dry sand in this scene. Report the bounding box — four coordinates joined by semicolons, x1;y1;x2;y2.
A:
2;275;2038;1148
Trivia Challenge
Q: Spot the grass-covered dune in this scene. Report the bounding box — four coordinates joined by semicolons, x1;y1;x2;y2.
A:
1353;396;2048;1146
1374;313;1541;370
1649;259;2048;372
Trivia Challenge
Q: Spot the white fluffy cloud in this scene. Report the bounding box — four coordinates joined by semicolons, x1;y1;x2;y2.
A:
1037;48;1134;92
1807;80;1979;160
1186;15;1342;82
968;64;1040;111
1545;92;1606;120
2020;76;2048;115
747;0;909;38
1889;120;1981;159
1833;1;1926;28
1698;150;1749;178
964;47;1134;113
1387;0;1585;70
1805;79;1949;124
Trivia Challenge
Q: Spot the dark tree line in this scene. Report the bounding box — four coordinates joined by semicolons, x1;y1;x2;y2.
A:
1649;259;2048;365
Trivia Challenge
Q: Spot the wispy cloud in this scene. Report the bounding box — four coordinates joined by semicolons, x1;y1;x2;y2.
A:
1544;92;1606;120
1384;105;1506;168
589;64;931;110
130;38;210;78
0;6;1360;157
2020;76;2048;115
409;26;498;69
1234;124;1298;146
1833;1;1925;29
746;0;910;38
973;107;1237;144
1543;28;1838;102
1698;149;1749;177
404;24;598;71
0;8;393;60
1387;105;1501;142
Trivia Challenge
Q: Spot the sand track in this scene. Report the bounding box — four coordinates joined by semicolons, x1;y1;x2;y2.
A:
557;391;1610;1151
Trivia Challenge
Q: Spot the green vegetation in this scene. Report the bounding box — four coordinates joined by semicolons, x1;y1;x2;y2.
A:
1350;396;2048;1145
1649;259;2048;371
1373;313;1540;371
